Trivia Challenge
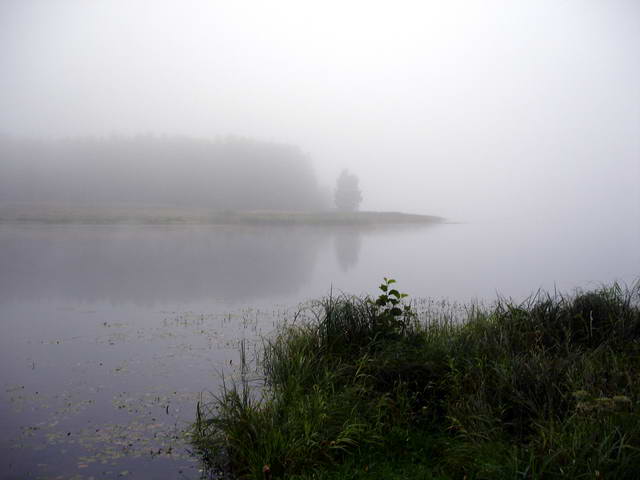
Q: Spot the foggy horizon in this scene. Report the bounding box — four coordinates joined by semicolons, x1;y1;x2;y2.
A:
1;0;638;222
1;2;640;478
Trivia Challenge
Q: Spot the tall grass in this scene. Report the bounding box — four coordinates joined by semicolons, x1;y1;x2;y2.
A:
193;281;640;479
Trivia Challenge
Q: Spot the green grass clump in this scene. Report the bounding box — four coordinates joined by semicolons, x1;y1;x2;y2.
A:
192;280;640;479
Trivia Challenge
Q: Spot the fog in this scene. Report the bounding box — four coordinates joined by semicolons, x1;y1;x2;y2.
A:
1;0;638;222
1;3;639;478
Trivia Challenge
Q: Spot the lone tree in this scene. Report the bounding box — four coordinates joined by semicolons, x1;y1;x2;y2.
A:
334;169;362;211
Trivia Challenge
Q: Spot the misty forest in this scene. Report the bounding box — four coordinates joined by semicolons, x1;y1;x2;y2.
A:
1;1;639;480
0;136;327;210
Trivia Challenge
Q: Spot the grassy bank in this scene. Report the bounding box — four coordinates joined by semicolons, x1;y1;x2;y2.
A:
193;280;640;479
0;205;443;226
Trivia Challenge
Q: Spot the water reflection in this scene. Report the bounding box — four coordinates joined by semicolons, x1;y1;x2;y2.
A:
0;225;330;305
334;229;362;272
2;220;633;307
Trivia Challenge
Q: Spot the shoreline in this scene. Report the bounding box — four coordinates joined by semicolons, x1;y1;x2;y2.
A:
193;281;640;479
0;205;445;226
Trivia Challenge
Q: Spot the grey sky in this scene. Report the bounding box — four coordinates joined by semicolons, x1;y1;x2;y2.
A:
1;0;638;220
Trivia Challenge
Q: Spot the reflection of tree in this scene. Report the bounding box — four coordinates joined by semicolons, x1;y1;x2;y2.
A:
0;226;324;305
334;229;362;272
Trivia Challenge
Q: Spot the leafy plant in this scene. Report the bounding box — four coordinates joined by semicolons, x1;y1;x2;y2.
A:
369;277;413;334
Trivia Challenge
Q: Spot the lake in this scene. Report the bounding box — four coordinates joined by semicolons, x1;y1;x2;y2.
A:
1;219;637;479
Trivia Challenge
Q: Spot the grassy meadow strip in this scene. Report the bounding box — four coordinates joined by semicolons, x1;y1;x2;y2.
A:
0;205;443;226
193;280;640;479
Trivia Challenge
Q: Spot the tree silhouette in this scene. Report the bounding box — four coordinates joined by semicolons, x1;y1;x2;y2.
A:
334;169;362;211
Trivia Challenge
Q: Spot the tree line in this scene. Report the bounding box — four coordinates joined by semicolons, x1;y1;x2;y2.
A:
0;135;330;210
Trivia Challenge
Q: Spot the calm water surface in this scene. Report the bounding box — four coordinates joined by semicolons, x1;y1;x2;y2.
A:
1;221;637;479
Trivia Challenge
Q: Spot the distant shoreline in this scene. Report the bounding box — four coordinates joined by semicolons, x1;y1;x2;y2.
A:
0;205;445;226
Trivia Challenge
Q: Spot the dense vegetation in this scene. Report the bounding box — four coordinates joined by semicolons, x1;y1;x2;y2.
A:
193;280;640;479
0;135;327;210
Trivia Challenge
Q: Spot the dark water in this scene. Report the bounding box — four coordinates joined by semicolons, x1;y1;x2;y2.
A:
1;221;637;479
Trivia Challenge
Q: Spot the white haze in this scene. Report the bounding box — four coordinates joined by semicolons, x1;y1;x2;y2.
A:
0;0;638;222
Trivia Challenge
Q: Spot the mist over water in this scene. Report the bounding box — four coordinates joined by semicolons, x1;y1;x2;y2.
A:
1;220;636;308
0;1;638;478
